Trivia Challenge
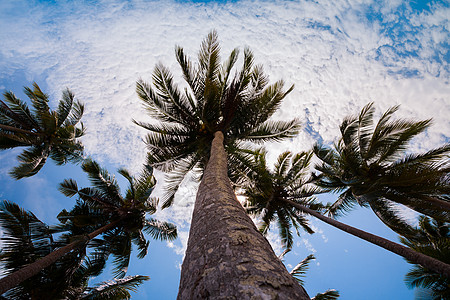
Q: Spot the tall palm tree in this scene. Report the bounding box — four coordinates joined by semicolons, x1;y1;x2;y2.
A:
0;199;88;299
0;83;85;178
0;200;150;300
400;217;450;299
0;160;177;294
135;31;308;298
313;103;450;228
241;150;450;276
243;150;318;251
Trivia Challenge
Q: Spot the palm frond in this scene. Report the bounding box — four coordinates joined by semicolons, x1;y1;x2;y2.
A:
9;145;50;179
82;275;149;300
274;151;292;179
143;218;177;241
311;289;340;300
277;209;294;251
327;189;358;218
198;30;221;86
59;179;80;197
56;88;75;127
290;254;315;286
81;160;123;207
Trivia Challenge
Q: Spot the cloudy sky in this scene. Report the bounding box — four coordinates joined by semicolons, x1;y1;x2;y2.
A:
0;0;449;299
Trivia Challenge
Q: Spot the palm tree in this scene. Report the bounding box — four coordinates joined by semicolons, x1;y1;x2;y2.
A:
0;200;150;299
0;160;177;294
135;31;308;298
313;103;450;227
400;217;450;299
0;199;88;298
241;150;450;276
243;150;318;251
0;82;85;178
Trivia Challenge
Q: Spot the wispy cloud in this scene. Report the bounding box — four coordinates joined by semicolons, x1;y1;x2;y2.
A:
1;0;448;258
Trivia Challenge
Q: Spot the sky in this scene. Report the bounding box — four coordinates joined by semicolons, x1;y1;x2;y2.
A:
0;0;449;299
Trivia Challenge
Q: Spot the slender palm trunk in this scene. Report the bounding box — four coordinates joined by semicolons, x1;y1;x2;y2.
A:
283;199;450;277
0;219;121;295
177;132;309;299
0;124;41;136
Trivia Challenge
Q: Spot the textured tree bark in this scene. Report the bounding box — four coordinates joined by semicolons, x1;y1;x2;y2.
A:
177;131;309;299
283;199;450;277
0;219;121;295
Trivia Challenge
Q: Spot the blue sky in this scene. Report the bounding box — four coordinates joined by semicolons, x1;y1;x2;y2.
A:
0;0;449;299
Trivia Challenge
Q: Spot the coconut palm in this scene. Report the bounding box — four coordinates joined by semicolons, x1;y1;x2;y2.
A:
136;31;308;298
242;149;450;276
0;200;150;299
0;199;88;299
243;149;318;251
0;160;177;294
313;103;450;227
0;83;85;179
400;217;450;299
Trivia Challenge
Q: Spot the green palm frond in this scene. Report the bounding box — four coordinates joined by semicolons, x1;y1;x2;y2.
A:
130;231;150;260
81;160;123;207
326;189;358;218
56;88;75;127
144;218;178;241
290;254;315;286
311;289;340;300
277;209;294;251
59;179;80;197
161;156;200;209
9;145;50;179
0;91;37;129
400;216;450;299
198;30;221;86
24;83;50;126
275;152;292;178
369;198;417;238
82;275;150;300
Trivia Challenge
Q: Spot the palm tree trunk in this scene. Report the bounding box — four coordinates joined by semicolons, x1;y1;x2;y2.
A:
0;124;41;136
177;131;309;299
0;219;121;295
283;199;450;277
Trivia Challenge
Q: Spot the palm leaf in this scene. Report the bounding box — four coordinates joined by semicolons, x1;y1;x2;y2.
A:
290;254;315;286
82;275;149;300
143;218;178;241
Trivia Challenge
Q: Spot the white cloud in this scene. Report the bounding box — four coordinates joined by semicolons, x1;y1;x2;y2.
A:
300;238;317;254
0;0;448;259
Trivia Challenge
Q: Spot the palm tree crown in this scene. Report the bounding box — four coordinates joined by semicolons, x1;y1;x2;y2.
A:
242;149;323;250
0;200;151;300
0;200;90;299
59;159;178;278
400;217;450;299
314;102;450;227
135;30;300;207
0;82;85;179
